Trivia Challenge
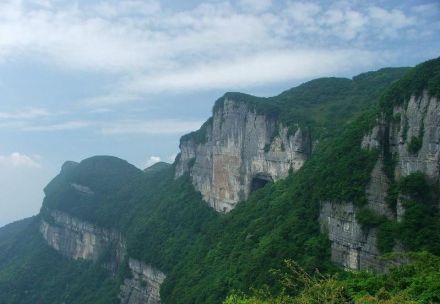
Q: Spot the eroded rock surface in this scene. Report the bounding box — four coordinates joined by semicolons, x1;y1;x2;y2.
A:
176;97;311;212
40;210;165;304
321;92;439;271
120;259;166;304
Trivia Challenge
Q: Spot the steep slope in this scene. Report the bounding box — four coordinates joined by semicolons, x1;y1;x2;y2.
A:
321;58;440;272
2;63;438;304
0;218;121;303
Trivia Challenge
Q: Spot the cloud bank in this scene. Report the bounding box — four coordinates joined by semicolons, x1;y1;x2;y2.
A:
0;0;437;105
0;152;42;168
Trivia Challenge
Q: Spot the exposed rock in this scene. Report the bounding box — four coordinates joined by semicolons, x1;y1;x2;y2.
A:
321;92;440;271
70;183;94;195
361;123;384;150
391;93;440;180
40;210;125;267
176;97;311;212
365;158;393;219
119;259;166;304
320;201;386;271
40;210;165;304
364;93;440;180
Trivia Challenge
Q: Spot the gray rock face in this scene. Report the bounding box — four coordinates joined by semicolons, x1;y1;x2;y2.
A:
119;259;166;304
40;210;125;267
321;92;439;271
40;210;165;304
176;97;311;212
320;201;387;271
389;93;440;180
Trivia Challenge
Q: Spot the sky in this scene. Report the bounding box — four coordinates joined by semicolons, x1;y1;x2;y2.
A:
0;0;439;227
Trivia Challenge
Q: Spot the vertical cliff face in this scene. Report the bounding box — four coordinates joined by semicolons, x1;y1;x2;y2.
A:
120;259;166;304
321;92;440;271
40;210;165;304
390;93;440;180
176;97;311;212
40;210;125;267
320;201;387;271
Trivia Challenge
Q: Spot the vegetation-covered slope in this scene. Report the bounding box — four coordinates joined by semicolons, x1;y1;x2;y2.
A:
0;60;439;304
0;219;121;304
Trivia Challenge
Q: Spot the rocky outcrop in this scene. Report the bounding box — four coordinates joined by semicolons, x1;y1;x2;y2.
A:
120;259;166;304
321;92;440;271
390;93;440;180
40;210;165;304
40;210;125;267
176;97;311;212
320;201;387;271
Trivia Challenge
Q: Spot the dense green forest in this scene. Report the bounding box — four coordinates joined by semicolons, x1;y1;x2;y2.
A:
0;59;439;304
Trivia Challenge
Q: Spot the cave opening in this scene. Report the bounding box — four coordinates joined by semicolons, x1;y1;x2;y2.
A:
250;174;273;193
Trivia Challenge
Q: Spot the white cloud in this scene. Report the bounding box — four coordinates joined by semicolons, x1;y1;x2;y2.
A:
0;111;202;135
0;152;42;168
145;155;161;168
22;120;93;131
107;49;378;95
92;0;161;18
0;0;435;106
286;2;321;25
100;119;204;135
29;0;52;9
413;3;440;14
368;6;416;38
239;0;272;12
0;107;51;119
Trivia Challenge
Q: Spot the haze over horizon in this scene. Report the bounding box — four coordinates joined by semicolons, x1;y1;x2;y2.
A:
1;0;439;227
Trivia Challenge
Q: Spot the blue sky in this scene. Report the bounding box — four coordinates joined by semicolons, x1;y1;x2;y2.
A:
0;0;439;227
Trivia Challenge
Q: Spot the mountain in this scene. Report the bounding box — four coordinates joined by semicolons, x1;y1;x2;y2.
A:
0;59;439;304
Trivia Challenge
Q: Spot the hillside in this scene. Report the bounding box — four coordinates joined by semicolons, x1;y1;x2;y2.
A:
0;59;439;304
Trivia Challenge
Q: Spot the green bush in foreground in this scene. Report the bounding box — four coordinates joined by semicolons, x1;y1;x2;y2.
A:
225;252;440;304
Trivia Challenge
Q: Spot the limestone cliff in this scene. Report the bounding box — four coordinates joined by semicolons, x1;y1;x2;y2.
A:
321;92;440;271
120;259;166;304
40;210;125;268
176;96;311;212
40;210;165;304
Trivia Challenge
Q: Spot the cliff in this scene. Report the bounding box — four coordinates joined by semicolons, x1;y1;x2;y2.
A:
176;97;311;212
2;64;430;304
320;59;440;271
40;210;165;304
175;69;411;213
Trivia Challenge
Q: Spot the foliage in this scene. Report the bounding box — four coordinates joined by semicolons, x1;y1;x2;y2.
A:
356;208;387;230
346;252;440;303
0;219;121;304
1;63;434;304
380;57;440;116
226;253;440;304
375;173;440;255
407;136;423;154
185;67;409;144
398;172;431;201
224;259;351;304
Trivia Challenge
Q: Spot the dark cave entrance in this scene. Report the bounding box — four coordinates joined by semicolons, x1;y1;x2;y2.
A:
250;173;273;193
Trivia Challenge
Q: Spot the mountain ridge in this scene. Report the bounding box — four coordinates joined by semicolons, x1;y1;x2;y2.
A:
0;59;439;304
